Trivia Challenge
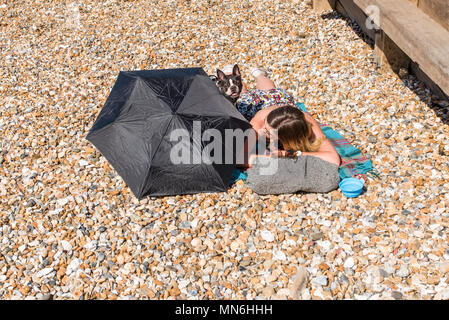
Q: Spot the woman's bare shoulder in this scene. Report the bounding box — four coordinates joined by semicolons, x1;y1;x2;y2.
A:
302;111;317;124
303;111;325;138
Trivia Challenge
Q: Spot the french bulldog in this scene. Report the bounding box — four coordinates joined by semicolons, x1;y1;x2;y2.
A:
209;64;243;105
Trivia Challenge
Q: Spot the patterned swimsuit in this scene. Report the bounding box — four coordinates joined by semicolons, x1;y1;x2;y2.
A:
236;88;296;121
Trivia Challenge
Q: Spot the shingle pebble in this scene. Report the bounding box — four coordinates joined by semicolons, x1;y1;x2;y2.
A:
1;0;448;300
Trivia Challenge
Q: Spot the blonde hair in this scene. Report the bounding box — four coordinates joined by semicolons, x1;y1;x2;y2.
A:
266;105;323;152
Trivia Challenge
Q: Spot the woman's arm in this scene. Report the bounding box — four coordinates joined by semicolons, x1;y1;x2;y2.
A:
302;112;341;166
250;109;266;134
237;108;277;168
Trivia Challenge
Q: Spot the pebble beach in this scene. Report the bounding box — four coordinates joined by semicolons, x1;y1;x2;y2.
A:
1;0;449;300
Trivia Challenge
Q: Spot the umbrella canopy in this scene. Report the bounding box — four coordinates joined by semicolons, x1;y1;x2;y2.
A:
86;67;252;198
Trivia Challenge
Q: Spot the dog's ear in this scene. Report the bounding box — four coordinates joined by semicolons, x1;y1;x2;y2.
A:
233;64;241;77
216;69;226;80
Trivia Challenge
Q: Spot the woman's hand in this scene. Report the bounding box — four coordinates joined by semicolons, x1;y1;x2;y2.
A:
275;150;296;158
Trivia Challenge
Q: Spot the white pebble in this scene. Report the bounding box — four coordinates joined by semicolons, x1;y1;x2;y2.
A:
61;240;72;251
35;267;53;278
344;257;355;269
260;230;274;242
273;250;286;261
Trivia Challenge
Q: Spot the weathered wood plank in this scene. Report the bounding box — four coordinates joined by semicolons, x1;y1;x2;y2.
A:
354;0;449;96
312;0;336;11
411;61;449;100
418;0;449;32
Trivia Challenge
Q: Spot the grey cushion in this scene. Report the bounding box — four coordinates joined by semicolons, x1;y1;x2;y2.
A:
245;155;340;195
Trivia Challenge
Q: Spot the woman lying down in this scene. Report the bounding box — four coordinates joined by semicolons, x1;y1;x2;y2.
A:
234;66;341;194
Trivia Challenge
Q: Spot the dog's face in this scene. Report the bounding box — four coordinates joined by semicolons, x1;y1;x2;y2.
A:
213;65;242;103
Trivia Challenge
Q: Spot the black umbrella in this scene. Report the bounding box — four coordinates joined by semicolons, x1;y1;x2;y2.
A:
86;67;252;198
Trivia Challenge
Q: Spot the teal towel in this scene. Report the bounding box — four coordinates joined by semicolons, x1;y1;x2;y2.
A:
296;103;377;180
